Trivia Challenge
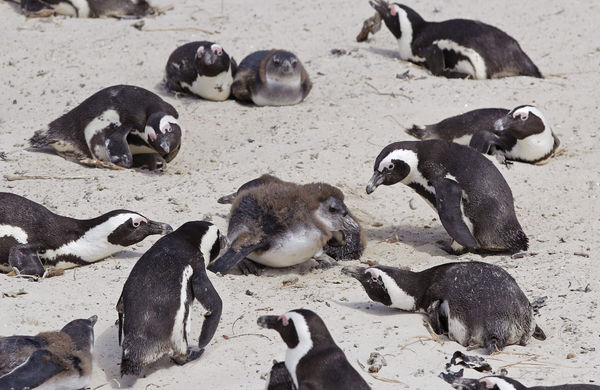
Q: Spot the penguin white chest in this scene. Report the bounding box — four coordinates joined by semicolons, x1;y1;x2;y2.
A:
252;76;303;106
505;129;555;162
248;228;324;267
181;70;233;101
441;300;469;346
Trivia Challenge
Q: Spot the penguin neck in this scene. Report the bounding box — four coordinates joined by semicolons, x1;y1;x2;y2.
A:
370;267;424;311
395;6;426;62
283;312;314;389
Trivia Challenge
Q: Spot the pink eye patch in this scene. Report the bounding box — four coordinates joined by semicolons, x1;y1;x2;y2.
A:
389;4;397;16
278;315;289;326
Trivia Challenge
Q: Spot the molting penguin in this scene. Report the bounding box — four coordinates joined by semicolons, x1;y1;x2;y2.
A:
0;192;172;277
368;0;542;79
18;0;154;18
342;262;546;352
231;50;312;106
117;221;224;376
30;85;182;170
165;41;237;101
406;106;560;165
0;315;97;390
258;309;371;390
443;374;600;390
366;140;528;254
207;176;361;275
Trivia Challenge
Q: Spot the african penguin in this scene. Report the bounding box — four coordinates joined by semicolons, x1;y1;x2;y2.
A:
258;309;371;390
231;50;312;106
17;0;154;18
29;85;182;170
265;361;294;390
369;0;542;79
0;192;172;277
117;221;224;377
443;374;600;390
0;315;97;390
406;106;560;165
165;41;237;101
342;262;546;352
207;176;361;275
366;140;528;254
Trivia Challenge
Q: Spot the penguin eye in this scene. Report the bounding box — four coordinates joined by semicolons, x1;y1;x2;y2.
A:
132;220;140;228
291;59;298;67
328;206;339;213
273;57;281;66
386;163;394;171
519;114;528;121
197;47;205;56
167;125;174;133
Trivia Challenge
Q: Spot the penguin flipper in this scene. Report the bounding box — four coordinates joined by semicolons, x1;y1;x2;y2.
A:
191;266;223;349
116;294;124;346
532;325;546;340
433;179;478;249
421;45;473;79
206;244;264;275
8;245;45;277
0;349;65;390
217;175;275;204
469;130;501;154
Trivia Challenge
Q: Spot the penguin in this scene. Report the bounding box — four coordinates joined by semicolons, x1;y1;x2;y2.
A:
165;41;237;101
366;140;528;254
0;192;172;277
369;0;542;79
265;361;294;390
207;176;361;275
406;106;560;165
0;315;97;390
342;262;546;352
443;374;600;390
29;85;182;170
231;50;312;106
18;0;154;18
117;221;224;376
258;309;371;390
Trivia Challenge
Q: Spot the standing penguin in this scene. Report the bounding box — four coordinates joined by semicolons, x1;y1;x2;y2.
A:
406;105;560;165
18;0;154;18
0;192;172;277
342;262;546;352
366;140;528;254
231;50;312;106
165;41;237;101
443;374;600;390
258;309;371;390
368;0;542;79
207;177;361;275
117;221;224;376
0;315;97;390
30;85;182;170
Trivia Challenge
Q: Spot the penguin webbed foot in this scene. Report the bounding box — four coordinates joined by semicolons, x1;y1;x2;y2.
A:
440;241;469;256
236;258;263;276
171;347;204;365
313;252;338;270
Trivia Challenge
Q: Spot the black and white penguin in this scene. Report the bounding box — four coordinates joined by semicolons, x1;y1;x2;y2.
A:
29;85;182;170
18;0;154;18
258;309;371;390
366;140;528;254
369;0;542;79
207;176;361;275
0;315;97;390
265;361;294;390
406;105;560;165
117;221;224;376
231;50;312;106
0;192;172;277
342;262;546;352
165;41;237;101
444;374;600;390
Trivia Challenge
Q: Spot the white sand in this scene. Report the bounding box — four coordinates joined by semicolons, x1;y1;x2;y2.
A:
1;0;599;388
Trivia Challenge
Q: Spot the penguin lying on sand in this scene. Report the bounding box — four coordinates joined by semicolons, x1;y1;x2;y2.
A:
368;0;542;79
17;0;155;18
443;374;600;390
30;85;182;170
117;221;224;376
407;105;560;165
367;140;528;254
258;309;371;390
208;175;362;275
0;315;96;390
231;50;312;106
0;192;172;277
165;41;237;101
342;262;546;352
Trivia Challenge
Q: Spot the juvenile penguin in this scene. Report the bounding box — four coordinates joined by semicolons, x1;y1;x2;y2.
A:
0;192;172;277
117;221;224;376
165;41;237;101
18;0;154;18
231;50;312;106
342;262;546;352
265;361;294;390
369;0;542;79
366;140;528;254
30;85;182;170
444;374;600;390
407;106;560;165
258;309;371;390
207;177;360;275
0;315;97;390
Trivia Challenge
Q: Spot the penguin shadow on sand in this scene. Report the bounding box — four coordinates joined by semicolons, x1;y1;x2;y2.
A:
365;224;453;257
335;299;401;317
364;46;402;60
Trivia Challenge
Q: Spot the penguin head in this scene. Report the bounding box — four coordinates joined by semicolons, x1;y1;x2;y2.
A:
145;112;182;158
367;143;418;194
173;221;224;262
495;105;548;140
104;211;173;246
258;309;331;349
195;42;232;77
61;315;97;352
342;266;392;306
305;183;361;234
265;51;302;83
369;1;424;40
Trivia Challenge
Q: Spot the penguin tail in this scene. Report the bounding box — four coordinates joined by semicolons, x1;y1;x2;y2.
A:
532;325;546;341
29;130;50;148
405;125;427;139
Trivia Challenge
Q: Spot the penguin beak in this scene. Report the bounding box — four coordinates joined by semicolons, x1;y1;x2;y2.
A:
366;171;384;194
159;139;170;154
88;315;98;326
217;192;237;204
145;220;173;235
341;265;369;282
257;315;281;330
342;214;361;231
